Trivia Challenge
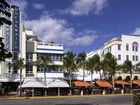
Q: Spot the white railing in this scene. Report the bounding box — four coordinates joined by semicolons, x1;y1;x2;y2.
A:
0;73;20;79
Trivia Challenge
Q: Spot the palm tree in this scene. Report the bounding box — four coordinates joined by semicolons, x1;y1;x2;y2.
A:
93;54;102;79
37;54;52;96
135;62;140;71
122;60;133;93
102;52;118;93
8;62;13;73
86;54;100;85
10;57;26;96
76;51;87;81
63;51;77;95
76;51;87;95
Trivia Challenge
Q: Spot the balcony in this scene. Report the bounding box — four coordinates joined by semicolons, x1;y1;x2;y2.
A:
0;73;22;82
26;73;34;77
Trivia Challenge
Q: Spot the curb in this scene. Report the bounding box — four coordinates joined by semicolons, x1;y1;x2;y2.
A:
7;94;133;100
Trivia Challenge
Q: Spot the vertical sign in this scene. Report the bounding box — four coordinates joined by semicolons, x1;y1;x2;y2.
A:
12;6;20;52
5;24;10;51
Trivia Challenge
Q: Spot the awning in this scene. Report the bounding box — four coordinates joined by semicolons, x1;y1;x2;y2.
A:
46;79;69;88
73;81;91;87
132;80;140;85
21;79;44;88
115;80;129;85
95;80;112;88
21;78;69;88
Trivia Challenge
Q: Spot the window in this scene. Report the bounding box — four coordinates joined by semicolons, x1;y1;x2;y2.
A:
13;52;18;59
26;66;33;77
109;47;111;52
118;45;121;50
132;42;138;51
136;56;138;61
27;53;33;61
126;44;129;51
37;66;44;72
132;55;138;61
132;55;135;61
126;55;129;60
118;54;121;60
56;55;59;60
26;66;33;74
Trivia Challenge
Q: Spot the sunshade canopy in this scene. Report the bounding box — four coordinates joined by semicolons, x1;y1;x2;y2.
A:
21;78;69;88
95;80;112;88
46;79;69;88
132;80;140;85
73;80;91;87
115;80;129;85
21;79;44;88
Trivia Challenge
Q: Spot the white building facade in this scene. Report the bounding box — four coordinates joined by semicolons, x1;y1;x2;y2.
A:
0;5;26;82
102;34;140;65
86;34;140;80
26;30;64;79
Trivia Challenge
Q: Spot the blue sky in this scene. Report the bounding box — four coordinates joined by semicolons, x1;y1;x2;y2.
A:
8;0;140;53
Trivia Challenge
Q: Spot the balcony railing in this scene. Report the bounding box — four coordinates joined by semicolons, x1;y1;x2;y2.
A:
0;73;22;82
26;73;34;77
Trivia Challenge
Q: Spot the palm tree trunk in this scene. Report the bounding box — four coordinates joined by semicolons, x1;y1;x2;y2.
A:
99;70;102;80
91;71;93;95
83;67;85;81
44;70;47;96
69;70;72;95
19;69;22;96
112;75;115;94
91;71;93;85
130;70;133;94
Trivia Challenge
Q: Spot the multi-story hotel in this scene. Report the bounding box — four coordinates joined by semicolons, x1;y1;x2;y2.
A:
25;30;64;79
86;34;140;80
1;3;140;95
0;5;26;75
0;5;66;94
102;34;140;65
0;5;26;93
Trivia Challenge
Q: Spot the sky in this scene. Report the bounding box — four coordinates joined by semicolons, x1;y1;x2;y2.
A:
7;0;140;54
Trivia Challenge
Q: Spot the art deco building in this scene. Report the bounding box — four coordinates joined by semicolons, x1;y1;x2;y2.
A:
0;5;26;81
25;30;64;79
86;34;140;80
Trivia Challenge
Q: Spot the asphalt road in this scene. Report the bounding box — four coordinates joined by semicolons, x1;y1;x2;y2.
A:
0;95;133;105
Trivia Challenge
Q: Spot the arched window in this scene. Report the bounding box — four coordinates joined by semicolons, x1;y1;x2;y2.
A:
126;43;129;51
132;42;138;51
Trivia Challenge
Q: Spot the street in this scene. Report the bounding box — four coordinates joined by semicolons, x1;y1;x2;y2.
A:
0;95;133;105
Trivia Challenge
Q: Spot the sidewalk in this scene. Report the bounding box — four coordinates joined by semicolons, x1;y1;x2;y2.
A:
4;94;133;100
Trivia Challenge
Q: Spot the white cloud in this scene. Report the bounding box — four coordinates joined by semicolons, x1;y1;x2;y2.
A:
25;14;97;46
133;28;140;35
61;0;107;16
71;30;97;46
32;3;44;10
10;0;28;19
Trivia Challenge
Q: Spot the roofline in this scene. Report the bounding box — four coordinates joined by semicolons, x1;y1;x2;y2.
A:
122;33;140;37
